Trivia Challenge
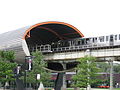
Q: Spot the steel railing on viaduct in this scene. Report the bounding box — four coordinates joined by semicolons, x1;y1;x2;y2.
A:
29;44;120;61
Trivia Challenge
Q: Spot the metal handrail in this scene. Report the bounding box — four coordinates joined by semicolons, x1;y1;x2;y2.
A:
29;43;111;53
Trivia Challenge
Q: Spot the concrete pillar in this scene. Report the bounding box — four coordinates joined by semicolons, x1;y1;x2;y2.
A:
61;63;66;90
110;59;114;90
54;73;63;90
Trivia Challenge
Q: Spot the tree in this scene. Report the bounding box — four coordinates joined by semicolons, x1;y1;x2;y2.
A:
25;51;51;87
72;56;101;89
113;64;120;73
97;62;120;73
96;62;120;87
0;51;15;62
97;62;110;73
0;51;17;83
0;61;16;82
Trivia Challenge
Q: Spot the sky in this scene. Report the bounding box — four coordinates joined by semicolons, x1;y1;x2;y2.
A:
0;0;120;37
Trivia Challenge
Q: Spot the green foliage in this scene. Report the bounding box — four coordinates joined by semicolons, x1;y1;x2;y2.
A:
0;61;17;82
0;50;15;62
0;50;17;82
72;55;101;88
25;51;51;86
97;62;110;73
97;62;120;73
32;51;46;74
113;64;120;73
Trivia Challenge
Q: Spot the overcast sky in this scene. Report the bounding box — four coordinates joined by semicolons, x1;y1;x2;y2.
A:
0;0;120;37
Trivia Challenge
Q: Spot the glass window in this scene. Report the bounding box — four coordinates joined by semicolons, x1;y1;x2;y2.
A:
78;41;81;45
103;36;104;42
106;36;108;41
115;35;117;40
99;37;102;42
93;38;94;43
99;36;104;42
94;38;97;43
119;34;120;40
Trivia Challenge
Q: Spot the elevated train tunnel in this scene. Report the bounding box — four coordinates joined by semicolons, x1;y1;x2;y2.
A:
0;21;84;71
24;22;84;45
24;21;84;71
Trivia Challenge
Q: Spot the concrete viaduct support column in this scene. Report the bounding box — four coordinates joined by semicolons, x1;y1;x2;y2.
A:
61;62;67;90
54;62;67;90
109;57;114;90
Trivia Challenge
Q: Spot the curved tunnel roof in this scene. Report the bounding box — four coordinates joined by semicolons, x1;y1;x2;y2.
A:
0;21;84;48
23;21;84;44
0;21;84;63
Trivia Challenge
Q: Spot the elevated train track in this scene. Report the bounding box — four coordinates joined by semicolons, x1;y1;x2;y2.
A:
30;43;120;61
29;34;120;62
0;21;120;71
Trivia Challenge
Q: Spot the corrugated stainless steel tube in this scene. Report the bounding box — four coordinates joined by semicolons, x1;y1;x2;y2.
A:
0;21;84;63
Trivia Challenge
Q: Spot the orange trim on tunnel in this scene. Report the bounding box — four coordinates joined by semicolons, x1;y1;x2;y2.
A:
22;21;84;39
26;31;30;38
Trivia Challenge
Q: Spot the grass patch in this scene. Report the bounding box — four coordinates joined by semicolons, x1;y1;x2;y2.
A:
115;89;120;90
67;88;120;90
45;88;120;90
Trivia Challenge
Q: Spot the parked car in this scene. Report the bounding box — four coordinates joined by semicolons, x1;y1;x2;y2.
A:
97;84;110;88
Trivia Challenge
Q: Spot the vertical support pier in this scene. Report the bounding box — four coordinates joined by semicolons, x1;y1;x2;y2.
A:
54;62;67;90
61;63;67;90
54;73;64;90
110;58;114;90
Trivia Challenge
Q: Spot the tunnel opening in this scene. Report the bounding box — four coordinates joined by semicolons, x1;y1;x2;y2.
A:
66;62;78;70
24;22;84;53
48;62;64;71
23;21;84;71
47;62;78;71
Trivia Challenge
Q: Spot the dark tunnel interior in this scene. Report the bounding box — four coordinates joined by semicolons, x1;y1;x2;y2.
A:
25;23;82;47
47;62;78;71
